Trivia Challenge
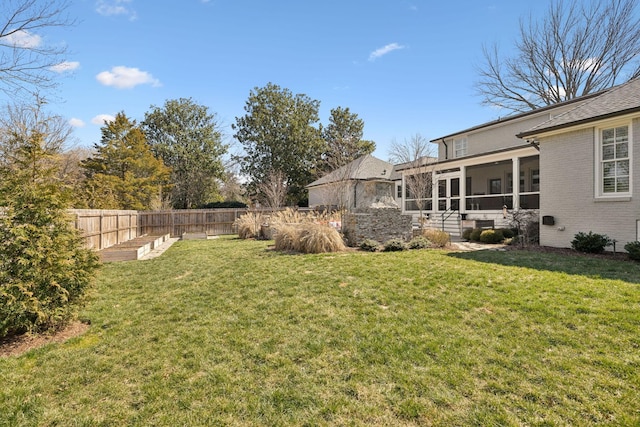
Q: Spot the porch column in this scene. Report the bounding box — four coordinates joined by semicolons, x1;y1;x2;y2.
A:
460;165;466;214
512;157;520;210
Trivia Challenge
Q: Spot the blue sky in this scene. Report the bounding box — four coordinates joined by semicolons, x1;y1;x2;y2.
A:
29;0;551;160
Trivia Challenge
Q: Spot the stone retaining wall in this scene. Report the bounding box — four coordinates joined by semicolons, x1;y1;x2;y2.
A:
343;207;413;246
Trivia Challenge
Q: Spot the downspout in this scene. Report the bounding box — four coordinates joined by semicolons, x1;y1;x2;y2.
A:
442;139;449;160
353;181;358;209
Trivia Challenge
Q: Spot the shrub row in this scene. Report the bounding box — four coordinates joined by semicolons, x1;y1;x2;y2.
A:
463;227;514;244
359;229;451;252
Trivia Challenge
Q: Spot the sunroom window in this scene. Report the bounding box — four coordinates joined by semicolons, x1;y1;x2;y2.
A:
600;125;630;194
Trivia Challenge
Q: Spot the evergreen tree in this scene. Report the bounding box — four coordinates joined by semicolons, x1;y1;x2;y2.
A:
82;112;171;210
233;83;325;205
321;106;375;173
143;98;227;209
0;110;100;338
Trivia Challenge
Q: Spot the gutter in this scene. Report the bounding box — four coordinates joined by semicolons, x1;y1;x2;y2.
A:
516;106;640;139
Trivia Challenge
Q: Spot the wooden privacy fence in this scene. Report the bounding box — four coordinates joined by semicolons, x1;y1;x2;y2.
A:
70;209;139;250
138;209;247;237
71;208;315;249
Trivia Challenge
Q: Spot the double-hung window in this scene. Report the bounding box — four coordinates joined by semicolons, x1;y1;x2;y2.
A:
454;138;467;158
599;125;630;196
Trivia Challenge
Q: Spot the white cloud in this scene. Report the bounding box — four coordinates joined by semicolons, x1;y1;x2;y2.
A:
368;43;405;61
5;30;41;48
96;66;161;89
51;61;80;73
91;114;115;125
95;0;137;20
69;118;85;128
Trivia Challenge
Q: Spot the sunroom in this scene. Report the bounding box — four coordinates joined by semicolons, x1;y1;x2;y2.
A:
396;146;540;232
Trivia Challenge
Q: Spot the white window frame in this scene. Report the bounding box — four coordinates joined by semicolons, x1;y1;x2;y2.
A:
595;121;632;198
454;137;468;158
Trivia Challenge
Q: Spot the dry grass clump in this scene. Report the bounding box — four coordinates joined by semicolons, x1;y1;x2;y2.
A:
269;208;339;228
235;212;264;239
297;223;345;254
273;224;300;252
422;228;451;248
273;223;345;254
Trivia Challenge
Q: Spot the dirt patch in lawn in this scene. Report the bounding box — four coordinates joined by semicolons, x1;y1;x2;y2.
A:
0;321;90;358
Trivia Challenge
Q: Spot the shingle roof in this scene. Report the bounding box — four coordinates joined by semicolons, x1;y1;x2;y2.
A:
306;155;393;188
517;78;640;138
430;91;604;142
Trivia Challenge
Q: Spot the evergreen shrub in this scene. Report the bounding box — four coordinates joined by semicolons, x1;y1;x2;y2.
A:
624;241;640;261
479;229;505;244
408;236;431;249
571;231;612;254
360;239;380;252
469;228;483;242
383;239;406;252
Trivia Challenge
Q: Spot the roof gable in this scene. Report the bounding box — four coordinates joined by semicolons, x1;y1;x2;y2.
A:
306;155;393;188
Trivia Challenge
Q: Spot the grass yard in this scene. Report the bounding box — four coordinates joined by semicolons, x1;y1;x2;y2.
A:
1;236;639;426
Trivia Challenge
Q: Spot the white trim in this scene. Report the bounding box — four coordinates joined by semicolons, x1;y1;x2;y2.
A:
594;120;632;199
526;112;640;140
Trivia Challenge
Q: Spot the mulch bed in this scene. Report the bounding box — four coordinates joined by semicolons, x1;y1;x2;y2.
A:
506;244;632;262
0;321;90;358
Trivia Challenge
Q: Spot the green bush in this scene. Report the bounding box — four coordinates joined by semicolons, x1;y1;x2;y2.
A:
200;201;248;209
571;231;612;254
479;229;505;244
469;228;483;242
383;239;406;252
408;236;431;249
499;228;515;239
359;239;380;252
461;228;473;241
0;128;101;339
624;241;640;261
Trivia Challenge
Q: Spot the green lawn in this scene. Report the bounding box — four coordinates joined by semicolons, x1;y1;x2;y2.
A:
1;236;639;426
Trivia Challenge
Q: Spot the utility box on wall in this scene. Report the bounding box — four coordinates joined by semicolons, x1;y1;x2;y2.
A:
542;215;555;226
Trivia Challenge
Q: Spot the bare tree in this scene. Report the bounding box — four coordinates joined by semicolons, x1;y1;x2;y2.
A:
0;98;72;169
257;169;288;210
476;0;640;113
0;0;73;98
389;134;437;230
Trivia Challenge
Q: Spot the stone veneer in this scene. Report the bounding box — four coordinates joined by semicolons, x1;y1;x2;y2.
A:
343;207;413;247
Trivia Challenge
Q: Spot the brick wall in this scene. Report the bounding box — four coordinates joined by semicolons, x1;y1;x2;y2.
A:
539;118;640;250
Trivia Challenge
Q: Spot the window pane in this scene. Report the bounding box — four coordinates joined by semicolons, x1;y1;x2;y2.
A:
617;177;630;192
602;128;614;143
602;144;614;160
616;142;629;158
617;160;630;176
603;177;616;192
489;178;501;194
603;161;616;177
615;126;628;143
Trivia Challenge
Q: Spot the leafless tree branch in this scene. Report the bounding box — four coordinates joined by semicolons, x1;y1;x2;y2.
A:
0;0;73;98
476;0;640;113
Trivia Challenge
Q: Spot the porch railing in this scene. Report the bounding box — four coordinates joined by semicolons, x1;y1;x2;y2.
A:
440;207;459;231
